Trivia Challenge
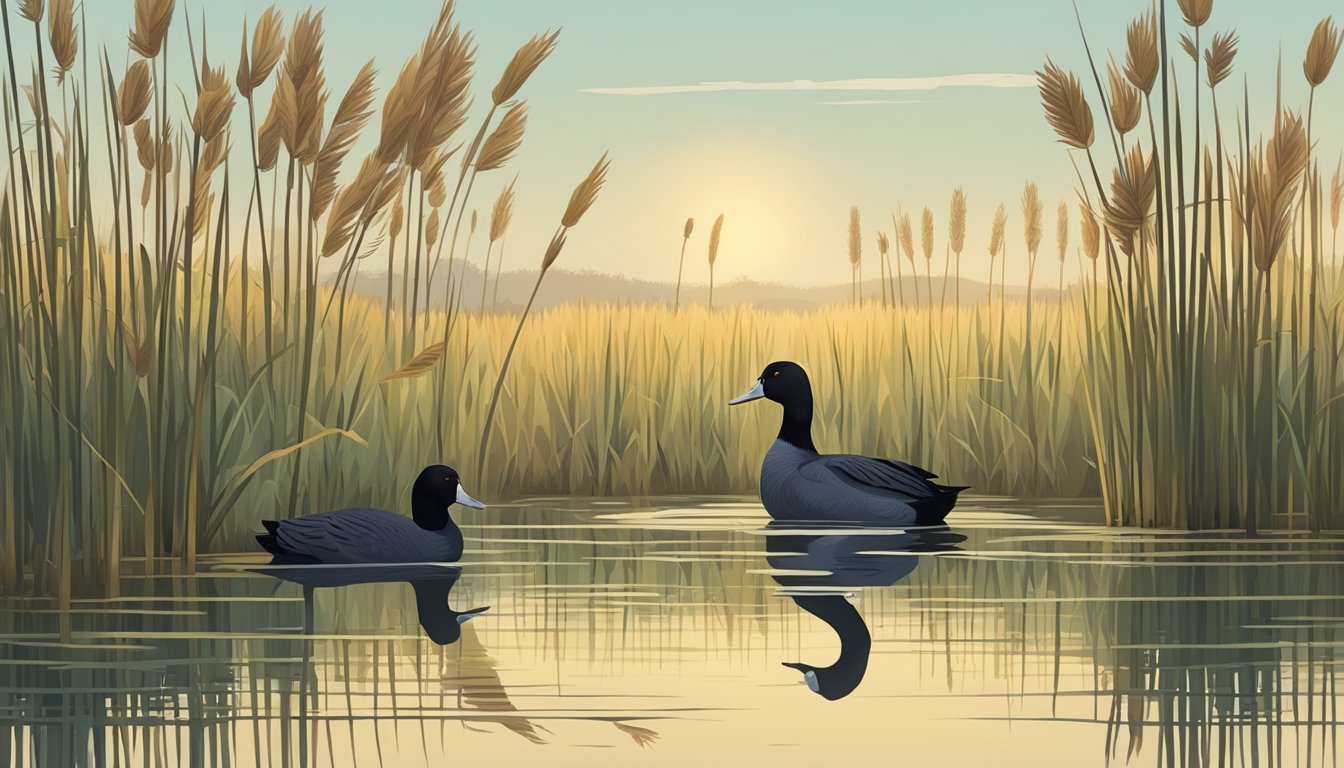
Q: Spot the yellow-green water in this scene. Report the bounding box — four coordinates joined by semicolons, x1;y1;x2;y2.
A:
2;497;1343;767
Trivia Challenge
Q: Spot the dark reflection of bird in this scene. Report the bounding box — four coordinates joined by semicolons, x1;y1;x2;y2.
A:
440;623;550;744
729;362;967;525
251;563;489;645
767;522;966;700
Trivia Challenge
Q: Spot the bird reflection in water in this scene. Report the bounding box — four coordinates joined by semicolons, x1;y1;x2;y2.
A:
766;522;966;700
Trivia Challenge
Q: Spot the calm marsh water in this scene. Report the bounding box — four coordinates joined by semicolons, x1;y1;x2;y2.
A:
3;497;1344;767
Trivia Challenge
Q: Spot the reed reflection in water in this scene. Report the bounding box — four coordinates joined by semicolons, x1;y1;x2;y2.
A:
0;497;1342;766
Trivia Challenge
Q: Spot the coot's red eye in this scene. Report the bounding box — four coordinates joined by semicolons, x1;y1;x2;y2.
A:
773;371;780;377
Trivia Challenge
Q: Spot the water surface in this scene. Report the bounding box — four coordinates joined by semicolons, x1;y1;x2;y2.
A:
2;497;1343;767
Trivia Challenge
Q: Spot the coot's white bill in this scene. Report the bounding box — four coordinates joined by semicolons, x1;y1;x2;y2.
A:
729;380;765;406
455;485;487;509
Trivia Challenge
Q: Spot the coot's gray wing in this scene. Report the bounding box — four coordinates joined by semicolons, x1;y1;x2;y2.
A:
274;509;419;562
802;454;943;501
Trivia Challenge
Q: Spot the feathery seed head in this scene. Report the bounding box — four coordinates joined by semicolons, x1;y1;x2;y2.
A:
1125;9;1159;95
118;61;153;126
1037;59;1094;150
476;101;527;172
1305;17;1343;88
492;29;559;105
561;153;609;228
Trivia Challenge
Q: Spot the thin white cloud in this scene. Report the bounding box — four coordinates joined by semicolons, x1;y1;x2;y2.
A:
582;73;1034;96
816;99;919;106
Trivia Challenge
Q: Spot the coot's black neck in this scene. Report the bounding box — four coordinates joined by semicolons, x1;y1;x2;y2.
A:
777;389;816;453
793;594;872;700
412;490;457;533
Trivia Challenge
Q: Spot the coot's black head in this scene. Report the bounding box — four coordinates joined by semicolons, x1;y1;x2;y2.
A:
728;361;812;408
413;464;486;510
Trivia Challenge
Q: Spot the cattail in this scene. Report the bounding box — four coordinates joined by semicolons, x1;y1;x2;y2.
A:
1107;62;1141;135
237;7;285;98
476;102;527;172
1304;17;1343;88
490;179;515;243
989;205;1007;257
561;152;609;228
1178;0;1212;28
898;213;915;265
18;0;42;23
1079;204;1101;261
492;29;559;105
1125;9;1159;95
311;60;378;221
47;0;75;83
684;218;694;238
1248;112;1309;271
1205;31;1239;89
191;57;235;142
1104;146;1157;257
1037;59;1094;150
949;188;967;255
1056;201;1069;262
128;0;175;59
1022;183;1043;255
118;61;152;126
920;208;934;263
848;206;862;268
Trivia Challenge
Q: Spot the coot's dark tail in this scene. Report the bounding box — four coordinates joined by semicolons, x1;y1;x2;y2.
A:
911;484;969;526
256;520;299;560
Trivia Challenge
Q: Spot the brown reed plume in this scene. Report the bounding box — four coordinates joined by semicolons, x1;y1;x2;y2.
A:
476;102;527;172
1332;159;1342;251
18;0;41;23
47;0;74;83
257;102;282;170
280;10;327;164
848;206;862;304
118;61;152;126
1205;31;1239;89
191;57;234;143
675;217;693;311
408;21;475;172
1248;112;1309;272
1178;0;1212;29
1179;33;1199;62
481;178;516;311
1125;9;1159;95
898;212;918;305
1107;62;1141;136
1079;203;1101;262
480;153;611;475
708;212;725;309
1103;145;1156;258
1037;59;1094;150
322;156;396;258
945;187;967;307
1056;201;1069;264
1304;17;1342;88
876;231;890;307
236;6;285;98
311;61;378;221
920;207;935;303
1023;183;1043;259
128;0;174;59
492;29;560;105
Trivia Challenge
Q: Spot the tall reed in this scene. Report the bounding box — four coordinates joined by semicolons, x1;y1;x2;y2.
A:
674;216;693;311
707;212;723;310
847;206;861;304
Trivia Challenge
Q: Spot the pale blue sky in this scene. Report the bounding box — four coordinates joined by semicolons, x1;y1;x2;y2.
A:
43;1;1344;285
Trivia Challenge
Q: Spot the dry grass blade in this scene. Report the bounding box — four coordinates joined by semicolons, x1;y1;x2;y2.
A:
848;206;861;266
493;29;559;105
949;188;967;254
383;342;446;382
1178;0;1212;28
1108;61;1141;135
1103;145;1156;257
989;204;1006;256
708;213;724;266
1205;31;1239;88
118;61;152;126
490;178;516;242
920;207;934;262
311;60;378;221
1023;183;1043;255
1125;9;1159;95
1079;203;1101;260
561;152;610;227
476;102;527;172
128;0;175;59
47;0;75;82
18;0;42;23
1248;111;1309;271
1037;59;1094;150
541;229;566;271
236;428;368;485
1304;17;1343;87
